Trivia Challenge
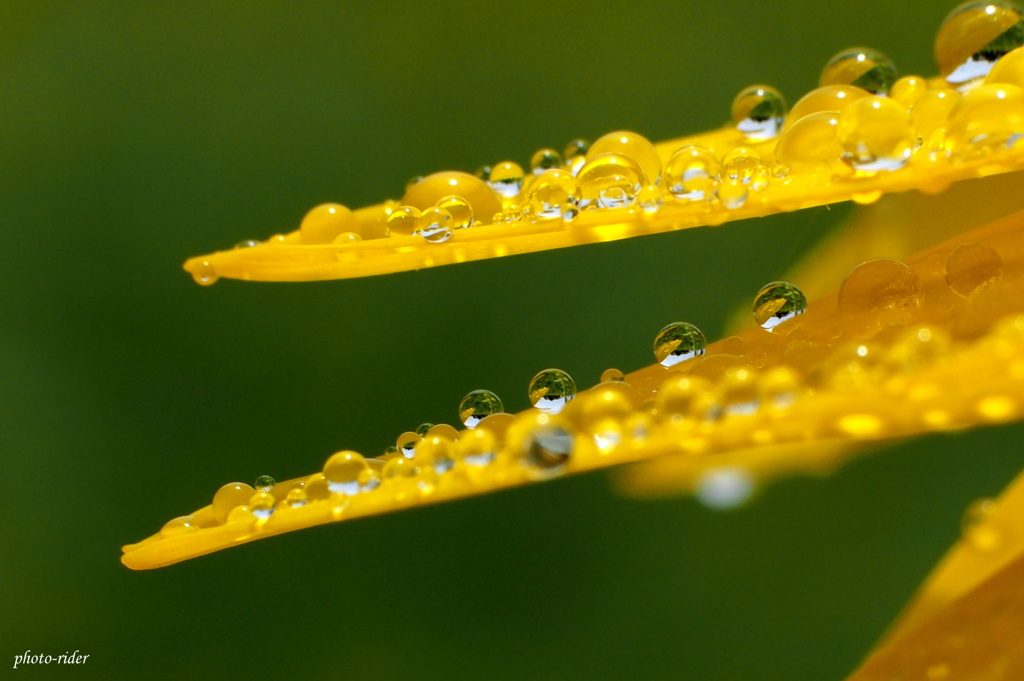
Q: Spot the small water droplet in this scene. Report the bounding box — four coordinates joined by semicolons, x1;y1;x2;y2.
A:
774;111;845;174
285;487;308;507
435;196;474;230
235;239;261;249
601;367;625;382
415;423;435;436
160;515;200;538
717;178;748;209
637;185;663;213
753;281;807;331
937;1;1024;85
249;492;276;519
962;497;1002;550
527;169;581;219
459;427;498;466
414;206;454;243
490;161;525;197
663;145;720;200
474;165;492;181
820;47;897;95
192;260;219;286
525;422;573;470
530;148;563;174
654;322;707;367
323;450;368;495
387;205;421;237
890;75;930;108
254;475;276;492
696;467;755;510
732;85;788;140
528;369;577;414
459;389;504;428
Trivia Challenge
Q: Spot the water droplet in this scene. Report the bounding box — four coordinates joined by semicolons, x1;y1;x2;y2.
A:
986;38;1024;87
937;1;1024;85
912;88;962;143
249;492;276;520
528;369;577;414
945;82;1024;157
160;515;200;538
601;368;625;382
527;169;581;219
563;139;590;160
387;206;421;237
890;75;930;108
577;153;643;208
254;475;276;492
398;431;421;457
212;482;255;524
663;145;720;200
475;165;492;180
722;147;762;185
235;239;260;249
588;131;661;185
946;241;1003;296
300;203;358;244
656;375;715;421
732;85;788;140
774;111;844;174
490;161;525;198
415;423;435;436
696;467;755;510
414;206;454;243
717;179;748;209
837;96;914;172
333;232;362;244
637;185;663;213
226;505;253;523
820;47;897;95
459;427;498;466
285;487;308;508
435;196;474;230
402;171;503;226
323;450;368;495
962;497;1002;550
753;281;808;331
530;148;563;174
786;85;870;128
192;260;218;286
654;322;707;367
838;258;922;331
305;473;330;501
525;422;573;470
459;389;504;428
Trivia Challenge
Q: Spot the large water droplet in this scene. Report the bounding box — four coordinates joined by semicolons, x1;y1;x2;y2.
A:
249;492;276;520
212;482;255;524
753;282;807;331
459;389;504;428
946;241;1003;296
528;369;577;414
732;85;788;140
654;322;707;367
323;450;368;495
774;111;844;174
576;153;643;208
838;258;922;331
837;96;914;172
936;1;1024;85
820;47;897;95
588;131;661;185
300;203;358;244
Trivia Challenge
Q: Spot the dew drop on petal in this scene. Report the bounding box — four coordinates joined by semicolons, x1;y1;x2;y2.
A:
732;85;788;140
820;47;898;95
254;475;276;492
587;130;661;185
945;241;1003;296
414;207;454;243
323;450;368;495
459;389;504;428
936;1;1024;85
528;369;577;414
663;145;720;200
435;195;474;230
654;322;707;367
753;281;808;331
838;258;922;330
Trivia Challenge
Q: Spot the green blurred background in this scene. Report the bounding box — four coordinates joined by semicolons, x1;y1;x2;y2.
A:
2;1;1022;679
